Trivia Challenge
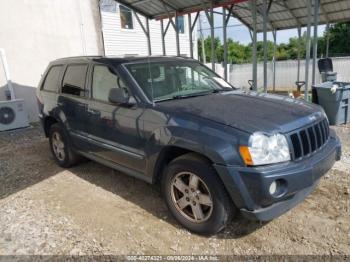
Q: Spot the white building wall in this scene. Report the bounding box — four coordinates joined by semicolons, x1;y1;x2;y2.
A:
0;0;104;122
101;2;198;58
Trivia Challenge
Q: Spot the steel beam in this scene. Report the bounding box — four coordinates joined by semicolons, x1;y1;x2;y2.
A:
275;1;302;27
160;19;166;55
263;0;268;92
297;26;301;82
188;12;200;59
257;3;274;31
223;5;234;81
188;14;193;58
223;8;228;80
312;0;320;86
211;4;215;71
146;18;151;55
199;14;206;64
325;23;330;58
160;0;180;56
304;0;312;101
153;0;247;20
272;29;277;92
175;13;180;56
251;0;258;91
134;12;152;55
205;2;215;71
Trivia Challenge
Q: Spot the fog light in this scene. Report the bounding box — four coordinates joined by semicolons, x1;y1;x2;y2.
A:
269;181;277;195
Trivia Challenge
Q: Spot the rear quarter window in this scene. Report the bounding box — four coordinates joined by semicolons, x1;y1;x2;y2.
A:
61;64;88;97
42;65;62;92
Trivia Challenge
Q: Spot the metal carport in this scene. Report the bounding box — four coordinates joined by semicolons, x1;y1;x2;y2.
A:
115;0;350;100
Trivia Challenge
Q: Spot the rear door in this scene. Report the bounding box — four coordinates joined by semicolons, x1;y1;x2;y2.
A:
58;63;90;150
85;64;147;174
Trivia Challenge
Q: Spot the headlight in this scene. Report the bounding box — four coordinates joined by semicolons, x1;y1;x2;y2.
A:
239;133;291;166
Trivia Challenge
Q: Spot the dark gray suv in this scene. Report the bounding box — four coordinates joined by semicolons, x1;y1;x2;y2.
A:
37;56;341;235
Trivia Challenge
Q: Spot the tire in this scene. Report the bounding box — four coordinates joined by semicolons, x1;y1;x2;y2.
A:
49;123;80;168
161;153;235;235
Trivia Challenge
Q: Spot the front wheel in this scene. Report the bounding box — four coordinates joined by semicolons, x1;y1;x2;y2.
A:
162;154;235;235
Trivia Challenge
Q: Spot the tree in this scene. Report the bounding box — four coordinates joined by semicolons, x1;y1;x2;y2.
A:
325;22;350;57
227;39;248;64
197;22;350;63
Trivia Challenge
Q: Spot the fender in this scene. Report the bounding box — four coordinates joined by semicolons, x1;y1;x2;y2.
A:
145;124;247;182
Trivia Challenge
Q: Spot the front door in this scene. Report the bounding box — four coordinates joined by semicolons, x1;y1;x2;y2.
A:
85;64;146;174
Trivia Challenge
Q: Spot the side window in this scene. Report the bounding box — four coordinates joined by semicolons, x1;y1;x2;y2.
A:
62;64;88;97
42;65;62;92
92;65;125;102
120;5;133;29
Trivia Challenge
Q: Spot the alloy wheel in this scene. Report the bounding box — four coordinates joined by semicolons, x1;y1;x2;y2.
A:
170;172;213;223
52;132;65;161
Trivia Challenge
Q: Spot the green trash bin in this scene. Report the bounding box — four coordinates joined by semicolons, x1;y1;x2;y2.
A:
313;81;350;125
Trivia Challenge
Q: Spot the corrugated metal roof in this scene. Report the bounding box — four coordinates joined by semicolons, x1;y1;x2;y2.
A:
233;0;350;31
116;0;350;31
116;0;247;19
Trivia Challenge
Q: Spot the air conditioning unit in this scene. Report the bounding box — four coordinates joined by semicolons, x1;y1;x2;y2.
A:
0;99;29;132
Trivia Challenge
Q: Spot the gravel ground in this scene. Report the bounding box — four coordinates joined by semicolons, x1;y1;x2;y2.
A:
0;124;349;256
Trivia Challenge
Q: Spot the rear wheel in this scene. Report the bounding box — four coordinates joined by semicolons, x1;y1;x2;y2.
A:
49;123;79;168
162;154;235;235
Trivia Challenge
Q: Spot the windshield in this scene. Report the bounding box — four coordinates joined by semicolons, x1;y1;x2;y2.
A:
125;60;234;102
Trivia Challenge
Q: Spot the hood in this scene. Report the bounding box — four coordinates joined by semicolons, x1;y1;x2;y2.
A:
156;90;324;134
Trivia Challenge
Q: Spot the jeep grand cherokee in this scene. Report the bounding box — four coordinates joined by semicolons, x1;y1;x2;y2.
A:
37;56;341;235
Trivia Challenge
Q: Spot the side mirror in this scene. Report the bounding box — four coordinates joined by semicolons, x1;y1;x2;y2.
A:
108;88;130;104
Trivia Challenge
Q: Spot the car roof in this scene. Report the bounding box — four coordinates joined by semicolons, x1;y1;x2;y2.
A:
49;55;197;67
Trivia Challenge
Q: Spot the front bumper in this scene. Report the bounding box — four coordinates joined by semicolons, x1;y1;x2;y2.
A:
214;130;341;221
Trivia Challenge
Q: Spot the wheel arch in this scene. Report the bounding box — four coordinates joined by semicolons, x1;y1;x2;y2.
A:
152;145;215;186
43;116;59;137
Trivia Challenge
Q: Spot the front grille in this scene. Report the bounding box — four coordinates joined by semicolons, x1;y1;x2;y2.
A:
288;119;330;160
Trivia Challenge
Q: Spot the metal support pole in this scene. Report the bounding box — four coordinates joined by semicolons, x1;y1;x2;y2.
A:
161;19;166;55
188;14;193;58
223;6;234;81
188;12;200;60
304;0;312;101
251;0;258;91
175;13;180;56
199;14;206;63
312;0;320;86
223;8;228;81
134;13;152;56
263;0;268;92
146;18;151;55
297;27;301;83
272;30;277;92
210;3;215;71
325;23;330;58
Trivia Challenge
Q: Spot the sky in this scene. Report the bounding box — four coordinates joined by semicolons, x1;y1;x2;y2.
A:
197;12;326;45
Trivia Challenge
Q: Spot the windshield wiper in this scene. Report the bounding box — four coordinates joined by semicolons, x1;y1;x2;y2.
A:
156;89;230;102
172;91;215;100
